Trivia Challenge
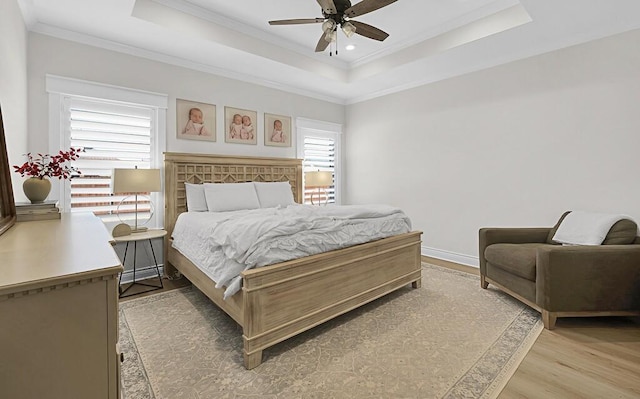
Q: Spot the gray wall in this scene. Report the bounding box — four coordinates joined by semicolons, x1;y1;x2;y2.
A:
1;0;29;201
345;28;640;266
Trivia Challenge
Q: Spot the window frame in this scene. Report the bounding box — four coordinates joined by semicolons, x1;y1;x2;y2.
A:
46;74;168;228
296;117;343;205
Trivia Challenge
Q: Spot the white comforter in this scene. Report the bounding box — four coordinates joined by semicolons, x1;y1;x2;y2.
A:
171;204;412;298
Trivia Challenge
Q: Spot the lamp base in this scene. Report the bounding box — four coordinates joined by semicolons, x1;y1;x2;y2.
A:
112;224;149;237
310;189;329;206
112;223;132;237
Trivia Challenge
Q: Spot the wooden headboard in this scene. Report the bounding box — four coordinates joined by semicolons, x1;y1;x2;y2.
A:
163;152;303;242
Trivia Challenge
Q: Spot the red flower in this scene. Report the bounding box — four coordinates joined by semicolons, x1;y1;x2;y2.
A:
13;148;84;179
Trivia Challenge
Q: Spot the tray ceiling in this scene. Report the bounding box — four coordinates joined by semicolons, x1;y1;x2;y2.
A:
19;0;640;104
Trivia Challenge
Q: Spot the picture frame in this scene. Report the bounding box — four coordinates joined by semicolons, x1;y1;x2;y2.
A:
176;99;216;142
224;107;258;145
264;113;292;147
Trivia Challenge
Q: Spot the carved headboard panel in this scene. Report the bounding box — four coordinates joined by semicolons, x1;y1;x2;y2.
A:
164;152;303;240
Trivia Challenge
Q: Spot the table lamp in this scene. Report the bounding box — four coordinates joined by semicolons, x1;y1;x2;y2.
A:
111;167;161;235
305;170;332;205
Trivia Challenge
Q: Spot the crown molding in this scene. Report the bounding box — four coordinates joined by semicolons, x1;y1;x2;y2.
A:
152;0;348;70
29;23;347;105
349;0;522;68
16;0;37;28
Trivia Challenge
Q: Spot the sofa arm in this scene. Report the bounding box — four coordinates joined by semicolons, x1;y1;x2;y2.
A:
479;228;550;275
536;245;640;312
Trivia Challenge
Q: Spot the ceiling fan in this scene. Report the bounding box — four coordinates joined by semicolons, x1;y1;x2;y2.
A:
269;0;397;53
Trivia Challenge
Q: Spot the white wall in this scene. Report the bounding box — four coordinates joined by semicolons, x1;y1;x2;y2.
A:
26;33;344;157
19;25;640;269
0;0;29;201
345;28;640;266
25;32;344;275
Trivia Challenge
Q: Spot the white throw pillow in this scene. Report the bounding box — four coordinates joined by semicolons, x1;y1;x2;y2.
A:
184;183;208;212
203;182;260;212
254;181;295;208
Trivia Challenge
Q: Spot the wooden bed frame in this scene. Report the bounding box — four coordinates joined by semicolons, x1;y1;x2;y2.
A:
164;152;423;369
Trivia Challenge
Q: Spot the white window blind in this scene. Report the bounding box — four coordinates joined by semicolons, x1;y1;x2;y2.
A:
67;97;155;224
302;136;336;205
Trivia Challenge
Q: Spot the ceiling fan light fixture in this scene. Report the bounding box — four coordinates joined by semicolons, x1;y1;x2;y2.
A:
269;0;396;53
325;30;337;43
321;19;336;33
341;21;356;38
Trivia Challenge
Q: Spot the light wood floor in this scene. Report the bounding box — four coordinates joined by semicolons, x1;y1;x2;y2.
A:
423;256;640;398
124;264;640;398
499;316;640;398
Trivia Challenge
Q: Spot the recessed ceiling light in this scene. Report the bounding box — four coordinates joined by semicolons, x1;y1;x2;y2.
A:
345;44;356;51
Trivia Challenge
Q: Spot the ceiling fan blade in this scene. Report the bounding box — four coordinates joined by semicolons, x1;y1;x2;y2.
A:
349;20;389;41
316;0;337;14
345;0;397;18
315;33;331;52
269;18;325;25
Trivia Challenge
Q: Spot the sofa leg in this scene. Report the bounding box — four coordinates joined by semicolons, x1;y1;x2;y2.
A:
480;275;488;289
542;310;557;330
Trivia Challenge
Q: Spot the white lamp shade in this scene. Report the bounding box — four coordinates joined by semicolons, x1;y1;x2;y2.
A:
305;171;333;187
112;168;161;194
322;19;336;33
342;21;356;38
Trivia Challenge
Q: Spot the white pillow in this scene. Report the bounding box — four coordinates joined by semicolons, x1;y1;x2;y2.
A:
254;181;295;208
184;183;208;212
203;182;260;212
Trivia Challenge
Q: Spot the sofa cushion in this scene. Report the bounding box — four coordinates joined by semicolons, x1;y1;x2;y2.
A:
602;219;638;245
547;211;571;244
484;243;556;282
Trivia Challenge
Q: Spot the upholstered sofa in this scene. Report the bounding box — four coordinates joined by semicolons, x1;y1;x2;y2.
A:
479;212;640;329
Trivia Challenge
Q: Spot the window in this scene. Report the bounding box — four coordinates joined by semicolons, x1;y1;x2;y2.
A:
301;136;336;205
68;98;153;223
296;118;342;205
46;75;167;228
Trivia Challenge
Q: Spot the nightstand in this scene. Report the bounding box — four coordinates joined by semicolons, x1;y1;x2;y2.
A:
113;229;166;298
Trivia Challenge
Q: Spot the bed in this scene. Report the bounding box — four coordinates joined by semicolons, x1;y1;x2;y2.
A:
163;152;423;369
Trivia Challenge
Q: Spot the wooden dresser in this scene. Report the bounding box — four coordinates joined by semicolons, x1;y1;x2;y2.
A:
0;212;123;399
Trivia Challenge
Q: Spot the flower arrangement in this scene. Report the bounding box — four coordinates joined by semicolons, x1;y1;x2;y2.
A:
13;148;83;179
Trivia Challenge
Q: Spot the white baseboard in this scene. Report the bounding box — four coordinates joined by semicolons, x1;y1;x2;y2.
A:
421;246;479;268
119;264;164;284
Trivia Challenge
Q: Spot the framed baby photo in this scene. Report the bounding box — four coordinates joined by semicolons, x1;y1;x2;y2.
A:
176;99;216;142
224;106;258;145
264;113;292;147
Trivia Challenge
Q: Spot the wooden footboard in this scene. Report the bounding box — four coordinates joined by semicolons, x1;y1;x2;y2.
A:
241;231;422;369
168;231;422;369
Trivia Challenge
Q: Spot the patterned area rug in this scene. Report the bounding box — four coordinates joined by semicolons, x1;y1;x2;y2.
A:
119;264;542;399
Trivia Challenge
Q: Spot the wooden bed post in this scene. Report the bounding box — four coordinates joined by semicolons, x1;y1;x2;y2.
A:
243;350;263;370
163;154;178;278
